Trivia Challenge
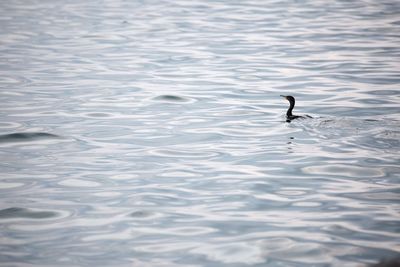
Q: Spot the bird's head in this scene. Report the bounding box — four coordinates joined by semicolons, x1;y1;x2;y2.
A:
280;95;295;103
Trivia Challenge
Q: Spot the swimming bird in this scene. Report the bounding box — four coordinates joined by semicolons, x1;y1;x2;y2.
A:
280;95;311;122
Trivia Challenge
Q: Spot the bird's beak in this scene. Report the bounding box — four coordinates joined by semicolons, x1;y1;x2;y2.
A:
280;95;287;99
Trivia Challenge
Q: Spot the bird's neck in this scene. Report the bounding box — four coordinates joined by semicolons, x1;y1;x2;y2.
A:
286;102;294;117
286;107;293;117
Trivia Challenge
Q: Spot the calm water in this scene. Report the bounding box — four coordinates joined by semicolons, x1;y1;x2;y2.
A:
1;1;400;266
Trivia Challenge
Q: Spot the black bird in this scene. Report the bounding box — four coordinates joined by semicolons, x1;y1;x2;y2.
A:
280;95;311;122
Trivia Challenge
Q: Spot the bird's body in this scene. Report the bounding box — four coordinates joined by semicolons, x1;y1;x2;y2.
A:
280;95;311;122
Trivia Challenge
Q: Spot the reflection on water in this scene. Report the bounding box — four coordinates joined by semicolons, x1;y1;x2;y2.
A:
1;0;400;266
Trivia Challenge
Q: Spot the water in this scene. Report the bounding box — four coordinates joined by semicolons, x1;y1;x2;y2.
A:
1;0;399;266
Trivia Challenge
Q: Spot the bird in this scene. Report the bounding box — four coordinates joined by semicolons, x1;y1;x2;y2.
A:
280;95;311;122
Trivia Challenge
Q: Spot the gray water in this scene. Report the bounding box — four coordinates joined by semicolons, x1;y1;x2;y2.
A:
1;1;400;266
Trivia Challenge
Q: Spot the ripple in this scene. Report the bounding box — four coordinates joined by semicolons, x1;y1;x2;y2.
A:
151;94;194;103
191;243;265;264
91;191;123;197
0;122;22;130
159;171;198;178
292;202;322;207
0;182;25;189
367;89;399;96
276;190;308;196
135;241;199;253
84;112;113;118
260;239;332;264
0;207;59;219
58;179;101;187
110;174;139;180
0;132;63;144
129;210;157;219
302;164;385;178
149;148;220;159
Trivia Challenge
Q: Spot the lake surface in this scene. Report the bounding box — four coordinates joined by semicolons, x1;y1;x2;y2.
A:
0;0;399;266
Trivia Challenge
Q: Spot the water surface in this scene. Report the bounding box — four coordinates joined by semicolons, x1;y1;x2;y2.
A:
1;0;400;266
